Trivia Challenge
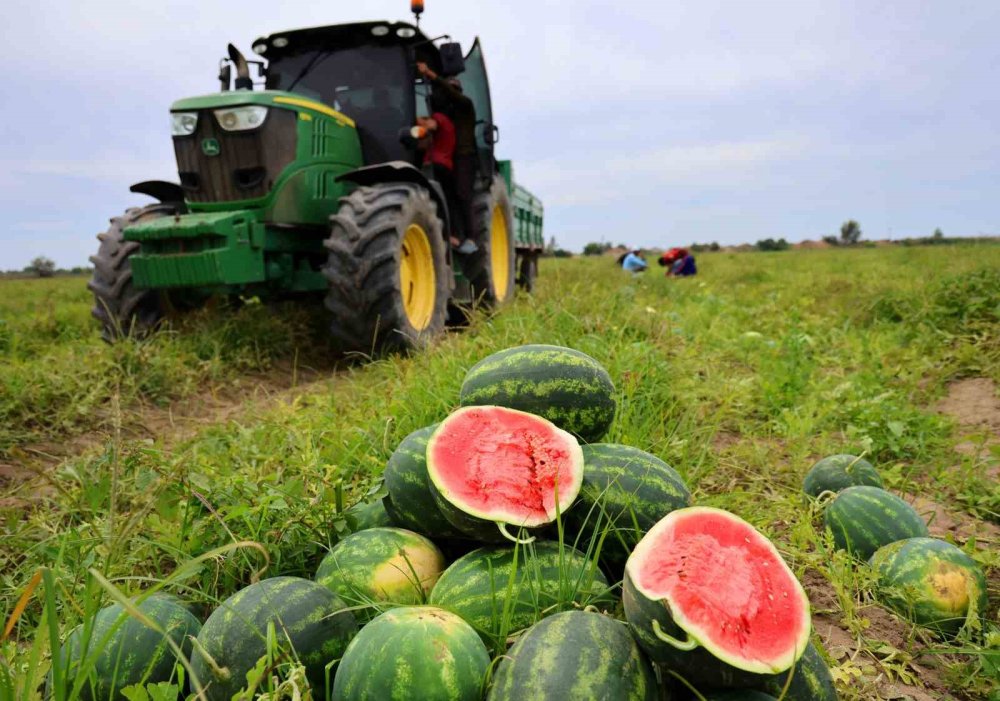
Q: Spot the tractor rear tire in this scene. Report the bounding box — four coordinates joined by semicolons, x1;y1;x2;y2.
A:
323;183;450;355
88;203;183;342
517;251;539;293
464;175;515;307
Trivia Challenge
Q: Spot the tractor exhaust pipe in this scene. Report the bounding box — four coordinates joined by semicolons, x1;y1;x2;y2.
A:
228;44;253;90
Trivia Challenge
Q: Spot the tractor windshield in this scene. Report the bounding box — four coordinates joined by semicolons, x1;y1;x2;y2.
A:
268;45;415;163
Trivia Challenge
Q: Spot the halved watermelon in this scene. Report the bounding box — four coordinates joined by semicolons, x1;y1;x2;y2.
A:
624;507;811;678
426;406;584;541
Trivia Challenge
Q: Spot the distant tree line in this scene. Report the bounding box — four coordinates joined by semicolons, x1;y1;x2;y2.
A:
1;256;92;278
823;220;863;247
543;237;573;258
755;238;790;251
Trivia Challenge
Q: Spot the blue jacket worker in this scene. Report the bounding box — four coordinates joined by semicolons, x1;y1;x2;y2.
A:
622;250;648;273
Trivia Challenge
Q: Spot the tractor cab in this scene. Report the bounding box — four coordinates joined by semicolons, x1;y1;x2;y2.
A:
249;21;493;174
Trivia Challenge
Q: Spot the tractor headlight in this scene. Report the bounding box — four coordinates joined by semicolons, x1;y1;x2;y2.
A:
170;111;198;136
214;105;269;131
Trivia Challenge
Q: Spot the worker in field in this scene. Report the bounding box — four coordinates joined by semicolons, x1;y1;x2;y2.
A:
621;249;648;274
415;87;459;242
659;247;697;276
416;61;478;254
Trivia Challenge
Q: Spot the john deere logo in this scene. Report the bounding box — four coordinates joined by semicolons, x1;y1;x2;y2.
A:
201;138;220;156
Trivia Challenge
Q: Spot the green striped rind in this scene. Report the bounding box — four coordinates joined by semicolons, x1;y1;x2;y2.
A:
756;643;839;701
428;542;611;646
382;425;464;539
685;642;838;699
565;443;691;577
824;486;928;560
190;577;357;701
459;344;616;443
57;594;201;701
316;527;445;617
343;498;396;532
486;611;657;701
869;537;988;635
803;454;882;497
332;606;490;701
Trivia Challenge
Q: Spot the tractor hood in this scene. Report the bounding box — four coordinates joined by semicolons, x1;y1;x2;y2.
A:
171;90;355;128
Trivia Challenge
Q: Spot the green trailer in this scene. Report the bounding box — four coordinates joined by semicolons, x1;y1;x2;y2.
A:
89;7;543;354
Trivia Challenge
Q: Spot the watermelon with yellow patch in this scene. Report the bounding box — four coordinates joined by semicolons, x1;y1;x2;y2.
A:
316;527;445;618
870;537;988;635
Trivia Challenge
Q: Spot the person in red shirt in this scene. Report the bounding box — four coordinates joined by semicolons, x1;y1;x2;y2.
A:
415;88;464;248
658;247;697;276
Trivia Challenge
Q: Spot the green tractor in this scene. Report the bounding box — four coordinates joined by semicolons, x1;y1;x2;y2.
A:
88;6;544;353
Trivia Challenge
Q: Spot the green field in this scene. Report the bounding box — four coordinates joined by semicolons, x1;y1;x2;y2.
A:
2;245;999;699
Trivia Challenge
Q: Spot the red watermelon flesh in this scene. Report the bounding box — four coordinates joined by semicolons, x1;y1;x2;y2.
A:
427;406;584;528
627;506;810;674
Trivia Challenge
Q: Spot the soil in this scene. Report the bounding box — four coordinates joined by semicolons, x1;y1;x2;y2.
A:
803;569;961;700
936;377;1000;480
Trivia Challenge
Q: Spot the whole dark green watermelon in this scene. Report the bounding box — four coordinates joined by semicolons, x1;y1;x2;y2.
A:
824;486;928;560
564;443;690;578
459;344;616;443
803;454;882;497
428;541;610;647
54;594;200;701
332;606;489;700
189;577;357;700
382;424;464;539
487;611;658;700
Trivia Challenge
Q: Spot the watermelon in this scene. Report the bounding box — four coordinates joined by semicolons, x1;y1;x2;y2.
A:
700;692;776;701
343;498;395;532
803;454;882;497
564;443;691;577
428;541;610;646
824;486;928;560
382;424;464;539
189;577;357;700
315;527;444;616
487;610;658;701
683;642;838;700
459;344;616;443
332;606;490;701
426;406;584;542
623;507;811;682
54;594;200;701
870;537;988;635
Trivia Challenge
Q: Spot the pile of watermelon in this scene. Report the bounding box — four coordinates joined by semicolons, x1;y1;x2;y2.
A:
59;344;986;700
806;454;989;636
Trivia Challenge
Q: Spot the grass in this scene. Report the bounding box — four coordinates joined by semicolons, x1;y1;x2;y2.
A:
1;244;999;699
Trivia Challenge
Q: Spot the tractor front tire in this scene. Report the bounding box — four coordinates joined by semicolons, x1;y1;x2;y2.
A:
465;175;516;308
88;203;182;342
323;183;450;355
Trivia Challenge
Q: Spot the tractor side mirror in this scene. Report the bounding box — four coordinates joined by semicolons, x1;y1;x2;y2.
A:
483;122;499;146
439;42;464;76
219;63;232;91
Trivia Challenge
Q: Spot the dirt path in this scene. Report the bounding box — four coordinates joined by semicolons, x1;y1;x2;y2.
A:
0;359;337;508
936;377;1000;481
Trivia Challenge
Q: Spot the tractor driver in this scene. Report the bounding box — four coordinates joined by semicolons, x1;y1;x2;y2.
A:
416;61;478;255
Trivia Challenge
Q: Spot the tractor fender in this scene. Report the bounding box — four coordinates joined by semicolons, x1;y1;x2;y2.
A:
336;161;452;237
129;180;185;204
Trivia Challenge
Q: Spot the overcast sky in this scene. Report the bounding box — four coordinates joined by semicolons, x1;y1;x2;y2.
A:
3;1;998;268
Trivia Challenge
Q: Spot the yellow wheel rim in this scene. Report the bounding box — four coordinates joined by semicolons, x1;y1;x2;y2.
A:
399;223;436;331
490;205;511;301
